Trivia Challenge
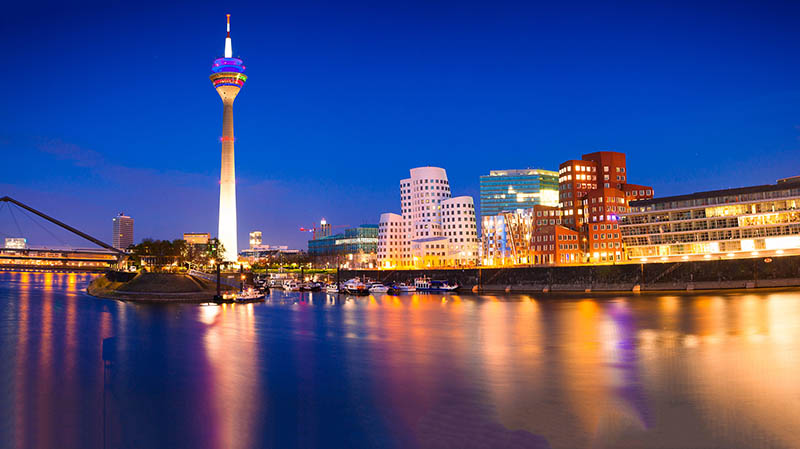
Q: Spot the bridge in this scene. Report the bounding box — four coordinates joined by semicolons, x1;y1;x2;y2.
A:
0;196;125;271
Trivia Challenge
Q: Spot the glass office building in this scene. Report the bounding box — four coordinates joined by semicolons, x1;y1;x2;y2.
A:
479;169;559;218
309;224;379;269
308;225;378;257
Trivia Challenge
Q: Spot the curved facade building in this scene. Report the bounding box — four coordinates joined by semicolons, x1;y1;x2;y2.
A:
378;166;478;268
441;196;479;266
377;213;404;267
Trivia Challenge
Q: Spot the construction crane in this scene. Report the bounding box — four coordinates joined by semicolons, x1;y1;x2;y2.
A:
300;218;348;240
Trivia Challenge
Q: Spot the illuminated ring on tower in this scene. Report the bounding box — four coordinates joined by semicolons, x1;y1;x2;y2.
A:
212;57;246;73
210;72;247;88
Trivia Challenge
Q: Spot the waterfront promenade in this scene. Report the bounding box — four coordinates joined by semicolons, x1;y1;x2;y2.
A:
347;255;800;293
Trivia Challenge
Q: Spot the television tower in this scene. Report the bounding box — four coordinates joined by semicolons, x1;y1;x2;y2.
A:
210;14;247;261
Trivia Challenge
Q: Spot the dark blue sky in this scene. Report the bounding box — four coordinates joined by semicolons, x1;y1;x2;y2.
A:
2;0;799;249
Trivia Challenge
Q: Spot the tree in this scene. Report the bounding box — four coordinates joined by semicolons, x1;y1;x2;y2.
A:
127;238;193;271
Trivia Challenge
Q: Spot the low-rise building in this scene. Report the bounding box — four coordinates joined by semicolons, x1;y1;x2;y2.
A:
620;177;800;262
4;238;27;249
184;232;210;245
309;224;378;269
239;245;301;263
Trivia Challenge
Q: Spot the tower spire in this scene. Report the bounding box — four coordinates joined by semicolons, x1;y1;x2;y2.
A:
224;14;233;58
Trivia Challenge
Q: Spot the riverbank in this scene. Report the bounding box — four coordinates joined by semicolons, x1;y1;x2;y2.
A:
343;255;800;293
88;271;234;302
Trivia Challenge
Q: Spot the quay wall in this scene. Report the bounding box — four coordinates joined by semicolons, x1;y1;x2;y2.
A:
341;255;800;293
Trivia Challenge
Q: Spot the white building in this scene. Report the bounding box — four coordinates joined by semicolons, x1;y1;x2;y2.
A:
4;238;27;249
378;167;478;269
441;196;479;266
377;213;404;268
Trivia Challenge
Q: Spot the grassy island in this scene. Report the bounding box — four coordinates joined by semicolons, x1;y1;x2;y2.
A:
88;272;234;302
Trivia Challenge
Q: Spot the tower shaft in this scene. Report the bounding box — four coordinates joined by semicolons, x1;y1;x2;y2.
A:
218;100;237;261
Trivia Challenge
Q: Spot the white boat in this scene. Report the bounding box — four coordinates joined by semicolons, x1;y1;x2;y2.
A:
300;282;321;291
283;280;300;291
325;284;339;293
414;276;459;292
343;278;369;296
368;283;389;293
234;288;265;302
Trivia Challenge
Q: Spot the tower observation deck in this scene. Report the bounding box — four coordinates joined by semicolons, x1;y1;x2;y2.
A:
211;14;247;262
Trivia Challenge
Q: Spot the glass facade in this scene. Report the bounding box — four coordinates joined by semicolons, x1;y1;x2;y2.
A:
481;207;581;266
308;225;378;257
479;169;559;218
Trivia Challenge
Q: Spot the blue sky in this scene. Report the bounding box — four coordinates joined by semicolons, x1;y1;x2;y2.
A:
1;0;799;249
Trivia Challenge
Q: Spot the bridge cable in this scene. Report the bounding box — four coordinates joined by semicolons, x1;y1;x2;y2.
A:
0;202;13;238
16;204;70;248
7;204;25;241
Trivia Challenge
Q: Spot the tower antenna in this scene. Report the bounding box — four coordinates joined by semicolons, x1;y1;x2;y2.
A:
224;14;233;58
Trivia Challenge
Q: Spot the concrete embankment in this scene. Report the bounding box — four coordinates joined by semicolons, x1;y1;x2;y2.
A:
343;255;800;293
88;271;233;302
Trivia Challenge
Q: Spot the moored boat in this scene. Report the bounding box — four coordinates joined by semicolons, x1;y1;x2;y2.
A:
234;288;266;302
343;278;370;296
394;282;416;293
368;283;389;293
300;282;322;291
414;276;458;292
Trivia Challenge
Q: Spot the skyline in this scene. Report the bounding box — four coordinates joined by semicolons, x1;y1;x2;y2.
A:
2;1;800;249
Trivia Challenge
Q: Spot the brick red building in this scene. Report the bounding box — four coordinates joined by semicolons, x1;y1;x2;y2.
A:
558;151;652;263
530;225;582;265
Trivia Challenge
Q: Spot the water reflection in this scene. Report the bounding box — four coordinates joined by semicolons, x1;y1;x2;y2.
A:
2;271;800;448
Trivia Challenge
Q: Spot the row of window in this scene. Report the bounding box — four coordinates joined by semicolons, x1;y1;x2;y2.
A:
593;223;619;230
629;189;800;212
559;165;599;174
592;233;620;240
401;178;450;188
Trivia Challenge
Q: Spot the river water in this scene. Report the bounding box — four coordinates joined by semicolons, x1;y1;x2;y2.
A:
1;271;799;449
